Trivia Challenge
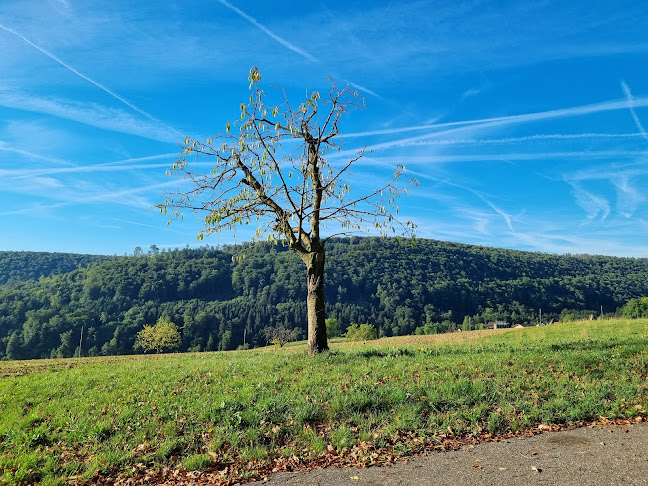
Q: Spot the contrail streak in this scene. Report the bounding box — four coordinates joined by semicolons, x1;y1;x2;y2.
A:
0;141;76;166
345;80;382;99
621;81;648;141
216;0;317;62
343;96;648;140
383;133;645;146
0;23;183;137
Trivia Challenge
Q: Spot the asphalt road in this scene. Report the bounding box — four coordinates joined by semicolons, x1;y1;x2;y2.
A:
266;422;648;485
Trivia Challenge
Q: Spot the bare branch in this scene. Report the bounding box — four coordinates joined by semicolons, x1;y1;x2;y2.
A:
322;148;366;192
158;66;415;251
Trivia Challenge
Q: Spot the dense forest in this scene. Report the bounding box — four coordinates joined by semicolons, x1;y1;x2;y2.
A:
0;251;111;285
1;237;647;360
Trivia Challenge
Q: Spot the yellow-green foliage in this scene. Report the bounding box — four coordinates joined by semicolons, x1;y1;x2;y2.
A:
135;317;181;353
345;323;378;341
622;297;648;318
325;318;340;338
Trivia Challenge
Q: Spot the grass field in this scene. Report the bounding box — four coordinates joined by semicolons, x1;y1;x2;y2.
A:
1;319;647;485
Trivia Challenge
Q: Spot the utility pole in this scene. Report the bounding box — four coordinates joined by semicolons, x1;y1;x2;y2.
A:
539;308;542;326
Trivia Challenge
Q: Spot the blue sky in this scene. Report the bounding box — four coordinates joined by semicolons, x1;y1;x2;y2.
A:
1;0;648;257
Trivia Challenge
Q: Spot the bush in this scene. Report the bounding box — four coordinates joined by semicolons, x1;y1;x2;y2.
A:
325;318;340;338
135;317;181;354
345;323;378;341
622;297;648;318
264;326;297;347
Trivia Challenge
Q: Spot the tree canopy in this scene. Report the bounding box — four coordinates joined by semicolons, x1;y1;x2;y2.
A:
135;317;181;354
622;297;648;318
159;68;415;354
0;251;109;285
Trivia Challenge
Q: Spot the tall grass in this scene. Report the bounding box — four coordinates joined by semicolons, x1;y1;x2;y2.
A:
1;318;646;484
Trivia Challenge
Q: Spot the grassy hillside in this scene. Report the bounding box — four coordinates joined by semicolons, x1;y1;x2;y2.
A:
1;318;646;484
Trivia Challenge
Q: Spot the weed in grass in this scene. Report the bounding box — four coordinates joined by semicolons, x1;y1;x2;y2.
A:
181;454;213;471
157;438;183;459
279;446;298;458
298;427;326;456
392;406;424;432
239;445;269;462
37;477;65;486
3;449;45;484
295;402;325;424
486;411;506;435
330;424;352;450
90;422;114;442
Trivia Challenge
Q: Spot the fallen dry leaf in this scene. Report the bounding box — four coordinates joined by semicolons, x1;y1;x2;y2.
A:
88;416;646;486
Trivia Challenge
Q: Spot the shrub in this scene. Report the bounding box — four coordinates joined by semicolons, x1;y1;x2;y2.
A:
622;297;648;319
325;318;340;338
264;326;298;347
345;323;378;341
135;317;181;354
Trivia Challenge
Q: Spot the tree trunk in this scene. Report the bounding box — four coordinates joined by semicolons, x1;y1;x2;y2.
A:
302;248;328;355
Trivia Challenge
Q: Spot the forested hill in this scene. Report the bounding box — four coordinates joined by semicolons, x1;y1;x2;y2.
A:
0;251;111;285
1;237;647;360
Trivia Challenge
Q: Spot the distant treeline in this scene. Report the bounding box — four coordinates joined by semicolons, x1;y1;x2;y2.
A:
1;237;648;360
0;251;111;285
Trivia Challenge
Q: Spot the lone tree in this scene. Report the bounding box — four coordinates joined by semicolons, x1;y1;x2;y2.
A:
159;68;415;355
135;317;181;354
264;325;298;348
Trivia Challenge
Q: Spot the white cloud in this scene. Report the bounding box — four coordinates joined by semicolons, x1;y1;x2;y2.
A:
356;151;644;166
31;176;62;188
565;179;611;224
342;95;648;152
0;89;180;142
0;139;74;166
0;23;182;137
621;81;648;141
611;174;644;218
0;178;172;217
371;132;644;146
0;155;177;180
460;87;484;100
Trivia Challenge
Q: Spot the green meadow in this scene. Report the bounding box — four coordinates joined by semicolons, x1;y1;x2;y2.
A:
1;319;647;484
